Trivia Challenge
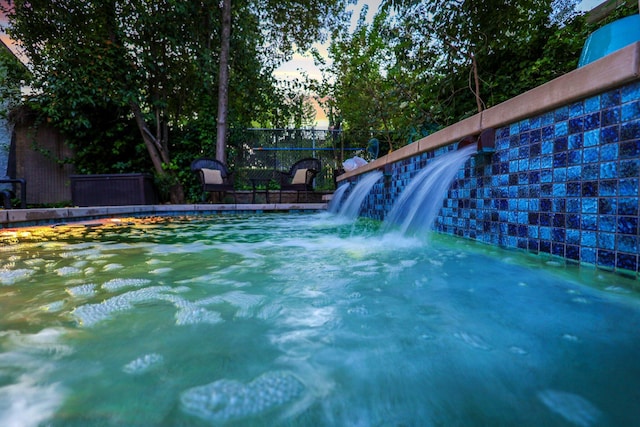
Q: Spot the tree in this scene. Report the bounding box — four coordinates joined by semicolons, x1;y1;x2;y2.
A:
1;0;351;202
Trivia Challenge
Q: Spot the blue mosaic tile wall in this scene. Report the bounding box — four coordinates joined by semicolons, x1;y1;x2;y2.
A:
351;80;640;276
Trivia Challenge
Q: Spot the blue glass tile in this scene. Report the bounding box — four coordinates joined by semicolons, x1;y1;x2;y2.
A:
621;100;640;122
555;121;568;137
582;164;599;180
569;101;584;118
567;229;580;244
509;147;519;160
518;159;529;172
555;106;569;121
553;198;566;212
552;184;566;197
602;107;620;126
582;198;598;214
529;171;540;184
602;89;621;108
619;141;640;160
529;158;541;169
542;155;553;169
599;180;617;196
618;216;638;234
541;112;555;126
600;126;619;144
567;198;581;213
553;153;567;167
540;240;551;253
619;178;638;196
520;132;530;146
552;242;565;257
540;213;552;226
542;140;553;154
497;127;510;138
553;168;567;182
567;182;581;196
621;81;640;102
583;129;599;147
583;113;600;131
553;137;568;152
618;235;638;253
568;134;583;150
530;116;542;129
529;212;540;225
540;226;551;240
585;96;603;115
567;165;582;180
599;232;615;250
599;215;616;232
528;226;539;238
566;245;580;260
496;137;510;150
599;198;617;215
597;250;615;268
582;181;598;197
519;119;530;132
568;117;583;134
518;146;530;159
616;253;638;272
582;231;597;247
553;214;566;227
540;198;552;211
530;129;541;144
622;122;640;143
582;247;596;263
509;123;520;135
583;147;599;163
552;228;565;242
600;143;619;161
542;125;554;140
518;211;528;224
599;162;617;179
567;214;581;229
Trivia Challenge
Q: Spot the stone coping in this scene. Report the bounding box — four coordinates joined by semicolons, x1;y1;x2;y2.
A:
338;41;640;182
0;203;327;229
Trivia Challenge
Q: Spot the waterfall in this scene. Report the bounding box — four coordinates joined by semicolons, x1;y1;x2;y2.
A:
335;171;383;220
383;145;476;235
328;182;351;213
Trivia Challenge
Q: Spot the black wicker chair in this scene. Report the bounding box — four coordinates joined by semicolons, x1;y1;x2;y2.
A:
190;158;236;203
277;158;321;203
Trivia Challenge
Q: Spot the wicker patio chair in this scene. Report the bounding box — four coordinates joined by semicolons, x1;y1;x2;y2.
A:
277;157;321;203
190;158;236;203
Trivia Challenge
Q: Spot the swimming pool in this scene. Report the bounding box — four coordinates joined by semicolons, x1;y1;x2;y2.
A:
1;213;639;426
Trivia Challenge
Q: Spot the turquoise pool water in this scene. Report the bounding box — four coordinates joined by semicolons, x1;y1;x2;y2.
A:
1;213;639;426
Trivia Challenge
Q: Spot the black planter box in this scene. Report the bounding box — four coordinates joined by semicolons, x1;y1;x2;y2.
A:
70;173;158;206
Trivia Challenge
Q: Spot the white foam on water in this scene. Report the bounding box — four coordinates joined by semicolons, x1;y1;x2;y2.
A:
157;294;224;326
72;286;171;327
102;263;124;271
538;389;602;426
102;278;152;292
0;328;70;427
66;283;98;298
40;301;65;313
454;332;492;351
149;267;173;275
54;266;82;276
196;291;265;318
180;371;306;423
122;353;164;375
0;268;34;285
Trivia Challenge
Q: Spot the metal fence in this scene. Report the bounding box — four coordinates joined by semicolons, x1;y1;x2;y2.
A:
233;128;391;190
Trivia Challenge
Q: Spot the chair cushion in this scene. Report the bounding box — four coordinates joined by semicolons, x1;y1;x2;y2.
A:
291;168;308;185
201;168;223;185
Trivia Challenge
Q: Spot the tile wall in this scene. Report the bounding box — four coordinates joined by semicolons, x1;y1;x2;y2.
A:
355;80;640;276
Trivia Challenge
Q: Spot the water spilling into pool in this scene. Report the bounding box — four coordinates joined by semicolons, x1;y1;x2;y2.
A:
1;214;639;426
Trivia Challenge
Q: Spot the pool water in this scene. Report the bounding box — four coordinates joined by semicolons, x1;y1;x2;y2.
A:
1;213;639;426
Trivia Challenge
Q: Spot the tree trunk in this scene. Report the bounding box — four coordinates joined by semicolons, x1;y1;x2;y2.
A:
130;101;185;204
216;0;231;164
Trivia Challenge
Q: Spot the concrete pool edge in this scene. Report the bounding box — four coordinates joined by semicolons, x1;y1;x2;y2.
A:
0;203;328;229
